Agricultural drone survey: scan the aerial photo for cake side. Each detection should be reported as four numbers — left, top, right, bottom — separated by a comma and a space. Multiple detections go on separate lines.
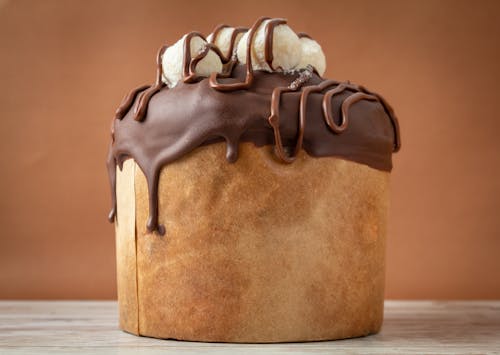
116, 143, 389, 342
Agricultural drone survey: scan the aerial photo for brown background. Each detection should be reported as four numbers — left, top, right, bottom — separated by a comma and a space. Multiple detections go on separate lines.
0, 0, 499, 300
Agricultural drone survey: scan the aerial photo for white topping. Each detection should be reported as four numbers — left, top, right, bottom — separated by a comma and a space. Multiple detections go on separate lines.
207, 27, 245, 59
236, 19, 302, 72
162, 19, 328, 87
296, 37, 326, 76
161, 34, 223, 88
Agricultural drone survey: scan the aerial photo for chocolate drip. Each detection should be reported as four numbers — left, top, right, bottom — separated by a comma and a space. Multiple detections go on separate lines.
268, 65, 314, 163
329, 81, 401, 151
267, 77, 400, 164
106, 145, 117, 223
114, 84, 150, 121
133, 45, 168, 122
114, 45, 168, 124
144, 166, 165, 235
322, 83, 352, 133
111, 45, 167, 125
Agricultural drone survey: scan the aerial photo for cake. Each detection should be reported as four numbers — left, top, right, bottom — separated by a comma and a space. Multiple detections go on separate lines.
107, 17, 400, 343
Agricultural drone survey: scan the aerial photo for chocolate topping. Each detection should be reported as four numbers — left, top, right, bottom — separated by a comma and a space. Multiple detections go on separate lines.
107, 17, 401, 235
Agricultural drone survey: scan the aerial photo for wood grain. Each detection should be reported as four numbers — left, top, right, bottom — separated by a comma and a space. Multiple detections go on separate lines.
0, 301, 499, 354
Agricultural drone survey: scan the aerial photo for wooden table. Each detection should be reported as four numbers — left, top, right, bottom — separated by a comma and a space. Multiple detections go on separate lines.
0, 301, 499, 354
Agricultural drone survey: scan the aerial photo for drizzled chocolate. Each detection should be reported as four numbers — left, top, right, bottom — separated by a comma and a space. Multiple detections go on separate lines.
209, 25, 248, 62
107, 17, 401, 235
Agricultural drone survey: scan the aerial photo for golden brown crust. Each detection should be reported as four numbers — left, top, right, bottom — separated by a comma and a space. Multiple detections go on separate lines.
116, 143, 389, 342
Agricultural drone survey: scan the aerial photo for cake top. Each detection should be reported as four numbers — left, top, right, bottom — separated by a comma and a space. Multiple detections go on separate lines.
107, 17, 401, 235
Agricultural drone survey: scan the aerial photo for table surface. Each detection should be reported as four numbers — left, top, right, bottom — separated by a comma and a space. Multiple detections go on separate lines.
0, 301, 499, 355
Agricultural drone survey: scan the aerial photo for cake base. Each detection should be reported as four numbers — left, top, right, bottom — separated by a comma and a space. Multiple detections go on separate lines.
115, 142, 390, 343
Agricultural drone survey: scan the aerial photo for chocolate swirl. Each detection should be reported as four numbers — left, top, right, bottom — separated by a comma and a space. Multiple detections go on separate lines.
107, 17, 401, 235
264, 18, 287, 71
269, 76, 400, 164
208, 25, 248, 62
113, 45, 167, 123
208, 17, 268, 91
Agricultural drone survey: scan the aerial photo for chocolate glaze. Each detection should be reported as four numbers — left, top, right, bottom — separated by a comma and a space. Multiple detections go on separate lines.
113, 45, 167, 123
107, 17, 401, 235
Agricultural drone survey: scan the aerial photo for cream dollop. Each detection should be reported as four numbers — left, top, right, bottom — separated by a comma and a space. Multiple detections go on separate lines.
163, 19, 328, 85
161, 34, 223, 87
236, 19, 302, 72
207, 27, 246, 60
296, 37, 326, 75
